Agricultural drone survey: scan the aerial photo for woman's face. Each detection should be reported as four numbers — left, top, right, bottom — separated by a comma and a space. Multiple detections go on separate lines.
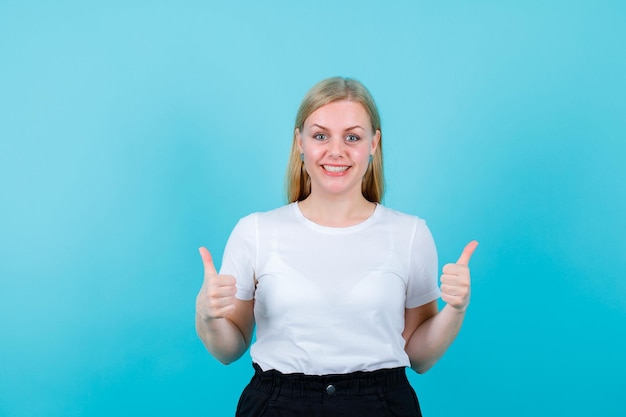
296, 100, 380, 200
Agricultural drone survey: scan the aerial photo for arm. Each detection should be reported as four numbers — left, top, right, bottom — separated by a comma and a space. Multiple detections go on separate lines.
403, 302, 466, 374
195, 298, 255, 364
195, 247, 255, 364
403, 241, 478, 374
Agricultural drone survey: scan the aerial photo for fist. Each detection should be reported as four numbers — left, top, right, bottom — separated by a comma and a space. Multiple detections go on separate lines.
440, 241, 478, 311
196, 247, 238, 320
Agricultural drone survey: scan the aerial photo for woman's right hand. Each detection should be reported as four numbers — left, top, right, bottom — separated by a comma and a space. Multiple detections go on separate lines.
196, 247, 238, 320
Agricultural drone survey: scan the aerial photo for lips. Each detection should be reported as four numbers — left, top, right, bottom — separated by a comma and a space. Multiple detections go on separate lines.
323, 165, 349, 173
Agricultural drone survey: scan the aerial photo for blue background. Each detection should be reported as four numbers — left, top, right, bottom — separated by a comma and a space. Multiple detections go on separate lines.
1, 1, 625, 416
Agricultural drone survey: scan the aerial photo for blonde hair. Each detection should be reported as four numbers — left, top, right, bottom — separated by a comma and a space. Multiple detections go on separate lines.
286, 77, 384, 203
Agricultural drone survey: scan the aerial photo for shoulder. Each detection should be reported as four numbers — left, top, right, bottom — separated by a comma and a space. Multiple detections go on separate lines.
234, 203, 296, 229
376, 204, 427, 228
375, 205, 434, 243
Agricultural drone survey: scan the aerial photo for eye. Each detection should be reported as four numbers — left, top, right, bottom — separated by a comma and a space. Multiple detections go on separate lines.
313, 133, 327, 141
345, 134, 360, 142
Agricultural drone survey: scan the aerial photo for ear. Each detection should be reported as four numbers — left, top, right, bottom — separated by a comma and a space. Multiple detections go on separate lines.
295, 128, 303, 153
371, 129, 381, 154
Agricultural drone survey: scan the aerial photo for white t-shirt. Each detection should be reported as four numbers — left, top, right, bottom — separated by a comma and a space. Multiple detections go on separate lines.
220, 202, 440, 375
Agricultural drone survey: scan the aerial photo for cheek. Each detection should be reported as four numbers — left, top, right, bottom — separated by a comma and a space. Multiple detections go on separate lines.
303, 146, 324, 160
354, 145, 373, 161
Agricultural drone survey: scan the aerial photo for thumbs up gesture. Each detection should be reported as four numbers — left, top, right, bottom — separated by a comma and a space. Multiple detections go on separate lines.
196, 247, 238, 320
440, 241, 479, 311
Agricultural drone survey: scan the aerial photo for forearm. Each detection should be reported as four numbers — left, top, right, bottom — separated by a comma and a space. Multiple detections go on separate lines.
195, 313, 249, 365
405, 304, 466, 374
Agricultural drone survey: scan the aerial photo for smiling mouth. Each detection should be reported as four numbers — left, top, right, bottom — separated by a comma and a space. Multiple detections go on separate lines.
323, 165, 349, 173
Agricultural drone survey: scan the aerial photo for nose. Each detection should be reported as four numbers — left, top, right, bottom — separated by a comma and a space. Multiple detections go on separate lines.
328, 138, 344, 157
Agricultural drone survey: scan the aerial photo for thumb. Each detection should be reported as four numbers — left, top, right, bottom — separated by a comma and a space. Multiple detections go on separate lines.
198, 246, 218, 276
456, 240, 479, 266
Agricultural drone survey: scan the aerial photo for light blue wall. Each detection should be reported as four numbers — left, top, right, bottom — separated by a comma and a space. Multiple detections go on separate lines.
1, 1, 624, 416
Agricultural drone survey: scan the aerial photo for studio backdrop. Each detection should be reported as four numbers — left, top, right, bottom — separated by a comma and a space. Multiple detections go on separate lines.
1, 1, 625, 416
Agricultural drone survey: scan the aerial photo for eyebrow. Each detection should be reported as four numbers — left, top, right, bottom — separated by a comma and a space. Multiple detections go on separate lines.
310, 123, 366, 132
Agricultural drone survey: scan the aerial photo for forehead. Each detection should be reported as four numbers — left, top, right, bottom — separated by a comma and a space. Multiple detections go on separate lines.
304, 100, 372, 129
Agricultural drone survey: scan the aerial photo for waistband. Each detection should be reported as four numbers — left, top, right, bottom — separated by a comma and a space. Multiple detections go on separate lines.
249, 363, 409, 398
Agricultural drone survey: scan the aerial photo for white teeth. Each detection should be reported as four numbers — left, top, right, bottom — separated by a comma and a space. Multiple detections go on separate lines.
323, 165, 349, 172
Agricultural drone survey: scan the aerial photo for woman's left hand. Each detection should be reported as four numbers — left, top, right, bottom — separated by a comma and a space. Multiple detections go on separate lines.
440, 241, 479, 312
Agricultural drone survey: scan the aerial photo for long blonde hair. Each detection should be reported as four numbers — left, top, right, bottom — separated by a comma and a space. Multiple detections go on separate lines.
286, 77, 384, 203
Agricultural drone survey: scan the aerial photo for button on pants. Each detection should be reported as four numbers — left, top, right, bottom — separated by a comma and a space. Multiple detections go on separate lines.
235, 363, 422, 417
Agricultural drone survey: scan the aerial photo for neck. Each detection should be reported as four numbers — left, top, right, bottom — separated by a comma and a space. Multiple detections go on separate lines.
297, 193, 376, 227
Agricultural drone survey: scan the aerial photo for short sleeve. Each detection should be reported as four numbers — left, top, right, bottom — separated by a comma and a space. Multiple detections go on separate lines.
219, 214, 257, 301
405, 219, 440, 308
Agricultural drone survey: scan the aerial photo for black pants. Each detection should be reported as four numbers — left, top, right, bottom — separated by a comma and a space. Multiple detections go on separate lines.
235, 363, 422, 417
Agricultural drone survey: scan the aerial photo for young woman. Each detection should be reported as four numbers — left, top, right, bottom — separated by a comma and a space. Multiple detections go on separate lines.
196, 77, 478, 417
